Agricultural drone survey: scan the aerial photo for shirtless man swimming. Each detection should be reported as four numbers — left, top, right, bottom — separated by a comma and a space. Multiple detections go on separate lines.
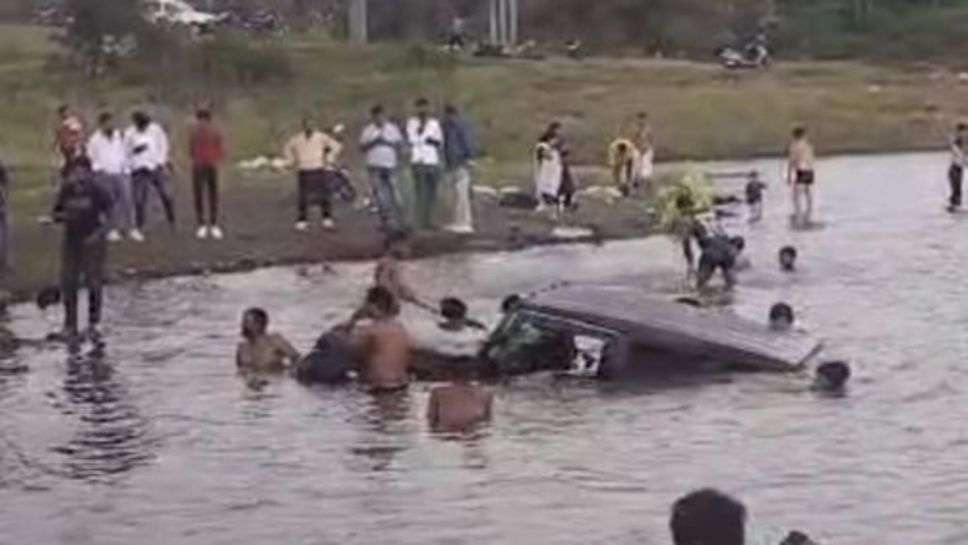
350, 287, 413, 392
427, 365, 494, 433
236, 307, 300, 374
373, 233, 432, 311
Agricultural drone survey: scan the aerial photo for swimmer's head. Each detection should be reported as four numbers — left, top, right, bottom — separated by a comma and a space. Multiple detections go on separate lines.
779, 246, 797, 271
501, 294, 523, 314
366, 286, 400, 318
769, 302, 795, 331
957, 122, 967, 133
792, 125, 807, 140
241, 307, 268, 339
440, 297, 468, 322
814, 361, 851, 392
670, 488, 746, 545
729, 236, 745, 253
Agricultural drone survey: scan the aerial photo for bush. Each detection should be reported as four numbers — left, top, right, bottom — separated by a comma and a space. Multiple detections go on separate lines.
196, 34, 294, 86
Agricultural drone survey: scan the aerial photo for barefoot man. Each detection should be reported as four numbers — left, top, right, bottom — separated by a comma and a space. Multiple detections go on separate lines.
236, 307, 301, 375
427, 365, 494, 433
786, 126, 816, 225
350, 287, 413, 392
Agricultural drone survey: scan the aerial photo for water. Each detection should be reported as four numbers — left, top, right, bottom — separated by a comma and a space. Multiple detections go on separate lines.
1, 152, 966, 545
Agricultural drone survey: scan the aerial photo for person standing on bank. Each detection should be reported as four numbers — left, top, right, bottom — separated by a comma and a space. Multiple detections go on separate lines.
284, 117, 339, 231
125, 111, 176, 241
189, 108, 225, 240
49, 157, 112, 341
360, 105, 406, 235
442, 104, 476, 234
786, 125, 816, 226
407, 98, 444, 230
86, 112, 133, 242
947, 122, 967, 212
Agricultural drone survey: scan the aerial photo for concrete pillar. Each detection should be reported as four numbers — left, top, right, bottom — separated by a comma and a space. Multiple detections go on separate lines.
508, 0, 518, 45
349, 0, 368, 44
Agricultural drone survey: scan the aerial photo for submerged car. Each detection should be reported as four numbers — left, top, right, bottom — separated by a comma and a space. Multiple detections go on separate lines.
477, 285, 823, 379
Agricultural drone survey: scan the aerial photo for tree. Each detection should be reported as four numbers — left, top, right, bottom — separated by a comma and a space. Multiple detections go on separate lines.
57, 0, 144, 78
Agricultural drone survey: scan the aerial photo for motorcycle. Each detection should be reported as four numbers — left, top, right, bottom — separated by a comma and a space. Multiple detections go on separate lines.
716, 42, 771, 70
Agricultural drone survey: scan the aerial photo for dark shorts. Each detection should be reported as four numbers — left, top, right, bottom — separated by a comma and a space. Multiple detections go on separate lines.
795, 170, 815, 186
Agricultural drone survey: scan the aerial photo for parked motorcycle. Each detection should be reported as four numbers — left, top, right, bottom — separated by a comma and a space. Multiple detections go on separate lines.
716, 42, 771, 70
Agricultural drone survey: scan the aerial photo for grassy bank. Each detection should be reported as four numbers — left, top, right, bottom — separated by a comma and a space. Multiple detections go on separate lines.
0, 23, 962, 299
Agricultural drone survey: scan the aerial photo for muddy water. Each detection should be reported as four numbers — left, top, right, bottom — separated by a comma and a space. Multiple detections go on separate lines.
1, 152, 965, 545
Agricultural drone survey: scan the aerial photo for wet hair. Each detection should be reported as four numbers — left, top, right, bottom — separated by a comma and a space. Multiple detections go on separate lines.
196, 109, 212, 121
957, 122, 968, 132
779, 246, 798, 270
415, 97, 430, 108
501, 294, 523, 313
370, 104, 384, 117
670, 488, 746, 545
97, 112, 113, 125
132, 110, 151, 129
769, 302, 795, 325
366, 286, 398, 316
792, 125, 807, 139
816, 361, 851, 390
539, 121, 561, 143
730, 236, 745, 252
440, 297, 468, 321
244, 307, 269, 332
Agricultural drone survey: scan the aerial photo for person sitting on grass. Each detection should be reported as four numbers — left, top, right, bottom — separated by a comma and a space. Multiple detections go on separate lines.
427, 363, 494, 433
236, 307, 300, 375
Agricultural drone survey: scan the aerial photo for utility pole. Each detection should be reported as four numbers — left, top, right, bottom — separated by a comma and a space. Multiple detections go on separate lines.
488, 0, 518, 46
349, 0, 368, 44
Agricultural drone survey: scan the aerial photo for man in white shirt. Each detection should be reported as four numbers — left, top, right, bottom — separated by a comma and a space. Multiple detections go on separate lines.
283, 117, 340, 231
86, 112, 134, 242
125, 111, 176, 241
360, 104, 406, 235
406, 98, 443, 230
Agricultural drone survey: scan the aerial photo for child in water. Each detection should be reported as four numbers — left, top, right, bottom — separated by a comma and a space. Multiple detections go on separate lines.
744, 170, 767, 223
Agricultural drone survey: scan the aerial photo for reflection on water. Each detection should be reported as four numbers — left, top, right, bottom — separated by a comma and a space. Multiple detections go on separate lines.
0, 153, 967, 544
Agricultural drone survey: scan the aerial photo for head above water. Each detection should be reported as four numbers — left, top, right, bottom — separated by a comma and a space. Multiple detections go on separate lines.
779, 246, 798, 271
792, 125, 808, 140
670, 488, 747, 545
814, 361, 851, 391
501, 294, 523, 314
366, 286, 400, 318
769, 302, 795, 331
440, 297, 468, 322
241, 307, 269, 339
729, 236, 745, 253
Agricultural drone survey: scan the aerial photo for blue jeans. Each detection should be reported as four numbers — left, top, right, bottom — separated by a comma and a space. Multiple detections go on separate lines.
367, 167, 405, 234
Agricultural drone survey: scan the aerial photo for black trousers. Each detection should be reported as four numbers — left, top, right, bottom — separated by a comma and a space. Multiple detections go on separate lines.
61, 238, 106, 333
297, 169, 332, 221
192, 165, 219, 225
950, 164, 963, 208
132, 168, 176, 229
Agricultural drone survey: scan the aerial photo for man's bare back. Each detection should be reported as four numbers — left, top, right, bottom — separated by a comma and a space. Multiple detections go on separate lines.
237, 333, 299, 374
353, 318, 412, 391
427, 382, 494, 432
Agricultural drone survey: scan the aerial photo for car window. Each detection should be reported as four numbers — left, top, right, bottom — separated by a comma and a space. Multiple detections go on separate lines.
486, 310, 618, 374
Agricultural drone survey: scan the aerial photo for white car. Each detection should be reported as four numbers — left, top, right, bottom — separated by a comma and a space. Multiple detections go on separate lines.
143, 0, 227, 27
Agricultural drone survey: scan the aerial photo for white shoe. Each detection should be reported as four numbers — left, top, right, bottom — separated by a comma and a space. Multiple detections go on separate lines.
195, 225, 209, 239
322, 218, 335, 230
445, 224, 475, 234
210, 225, 224, 240
295, 221, 309, 231
129, 229, 145, 243
107, 230, 122, 242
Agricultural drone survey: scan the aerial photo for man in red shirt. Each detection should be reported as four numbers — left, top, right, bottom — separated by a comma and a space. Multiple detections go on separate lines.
189, 109, 225, 240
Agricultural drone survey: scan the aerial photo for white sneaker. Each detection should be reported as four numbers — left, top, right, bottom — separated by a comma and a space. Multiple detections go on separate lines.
107, 230, 122, 242
445, 224, 475, 234
322, 218, 335, 230
129, 229, 145, 243
195, 225, 209, 239
295, 221, 309, 231
210, 225, 224, 240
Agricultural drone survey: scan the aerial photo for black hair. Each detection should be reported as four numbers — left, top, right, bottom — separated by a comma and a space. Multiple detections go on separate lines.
370, 104, 384, 117
957, 123, 967, 132
196, 109, 212, 121
132, 110, 150, 129
616, 141, 628, 152
415, 97, 430, 107
670, 488, 746, 545
539, 121, 561, 143
779, 246, 798, 270
440, 297, 468, 321
792, 125, 807, 139
501, 294, 522, 313
367, 286, 398, 316
244, 307, 269, 331
769, 302, 795, 324
97, 111, 113, 125
816, 361, 851, 389
730, 236, 745, 252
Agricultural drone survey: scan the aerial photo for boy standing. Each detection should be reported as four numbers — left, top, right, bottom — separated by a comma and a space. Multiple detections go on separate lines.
189, 109, 225, 239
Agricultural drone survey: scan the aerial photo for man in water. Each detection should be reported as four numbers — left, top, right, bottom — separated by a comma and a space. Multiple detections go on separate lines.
236, 307, 300, 375
948, 122, 967, 212
349, 287, 413, 392
427, 365, 493, 433
779, 246, 798, 272
372, 233, 431, 311
769, 302, 795, 331
670, 488, 746, 545
786, 125, 816, 225
49, 157, 113, 341
813, 361, 851, 393
744, 170, 767, 223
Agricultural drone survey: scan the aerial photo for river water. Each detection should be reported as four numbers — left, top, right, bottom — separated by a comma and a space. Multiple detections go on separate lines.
1, 152, 965, 545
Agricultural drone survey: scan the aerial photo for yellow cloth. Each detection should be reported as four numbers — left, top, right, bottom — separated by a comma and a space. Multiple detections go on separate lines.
284, 130, 341, 171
